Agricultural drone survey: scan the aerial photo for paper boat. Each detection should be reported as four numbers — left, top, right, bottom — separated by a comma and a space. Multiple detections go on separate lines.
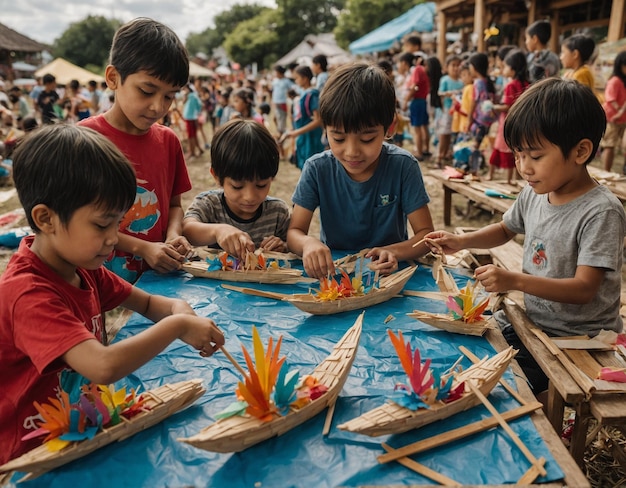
337, 347, 516, 437
179, 314, 363, 452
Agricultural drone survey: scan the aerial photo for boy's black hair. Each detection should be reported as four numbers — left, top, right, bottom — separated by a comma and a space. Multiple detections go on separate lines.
496, 44, 516, 62
42, 74, 55, 85
404, 35, 422, 49
504, 78, 605, 165
109, 17, 189, 88
273, 65, 286, 75
319, 63, 396, 133
312, 54, 328, 72
526, 20, 551, 46
12, 124, 136, 232
398, 52, 415, 66
563, 34, 596, 64
294, 65, 313, 81
444, 54, 461, 66
376, 59, 393, 76
259, 102, 271, 115
612, 51, 626, 88
210, 119, 279, 183
22, 117, 38, 132
504, 49, 529, 83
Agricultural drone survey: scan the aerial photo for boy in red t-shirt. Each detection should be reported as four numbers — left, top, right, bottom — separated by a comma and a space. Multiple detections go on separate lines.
0, 124, 224, 465
80, 18, 193, 283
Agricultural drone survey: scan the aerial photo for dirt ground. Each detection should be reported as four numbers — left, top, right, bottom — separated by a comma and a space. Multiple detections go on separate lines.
0, 126, 625, 486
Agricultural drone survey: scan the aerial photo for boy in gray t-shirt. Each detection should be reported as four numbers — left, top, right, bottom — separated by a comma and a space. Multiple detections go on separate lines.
183, 119, 290, 258
424, 78, 626, 393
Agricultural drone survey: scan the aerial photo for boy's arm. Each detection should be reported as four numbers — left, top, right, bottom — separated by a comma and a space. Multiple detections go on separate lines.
280, 110, 322, 142
62, 288, 224, 385
182, 218, 255, 258
378, 206, 435, 261
166, 194, 192, 257
425, 221, 516, 254
475, 264, 604, 304
287, 204, 334, 278
114, 233, 187, 274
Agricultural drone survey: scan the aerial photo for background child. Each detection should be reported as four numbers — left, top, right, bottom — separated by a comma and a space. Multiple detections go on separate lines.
451, 61, 473, 135
288, 63, 434, 279
0, 124, 224, 464
231, 87, 263, 123
601, 51, 626, 173
279, 65, 325, 169
183, 119, 290, 257
435, 55, 463, 168
402, 52, 430, 159
425, 78, 625, 393
525, 20, 561, 83
560, 34, 596, 89
488, 49, 529, 183
80, 18, 193, 283
466, 52, 496, 176
182, 83, 204, 158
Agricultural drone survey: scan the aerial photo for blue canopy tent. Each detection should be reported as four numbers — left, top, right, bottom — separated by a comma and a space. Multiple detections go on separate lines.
349, 2, 436, 55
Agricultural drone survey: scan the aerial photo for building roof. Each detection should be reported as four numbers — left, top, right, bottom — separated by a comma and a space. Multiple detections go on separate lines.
0, 22, 47, 52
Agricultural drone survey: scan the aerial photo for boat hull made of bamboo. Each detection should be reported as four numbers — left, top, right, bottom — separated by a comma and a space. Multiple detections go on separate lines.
0, 379, 206, 481
337, 347, 515, 437
284, 266, 417, 315
182, 261, 315, 284
408, 311, 493, 336
179, 314, 364, 453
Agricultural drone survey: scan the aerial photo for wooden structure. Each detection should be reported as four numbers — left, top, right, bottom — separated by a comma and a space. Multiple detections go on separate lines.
0, 23, 47, 82
434, 0, 625, 61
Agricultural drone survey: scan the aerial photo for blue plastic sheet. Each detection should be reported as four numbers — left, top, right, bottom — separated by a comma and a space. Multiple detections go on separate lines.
11, 264, 565, 487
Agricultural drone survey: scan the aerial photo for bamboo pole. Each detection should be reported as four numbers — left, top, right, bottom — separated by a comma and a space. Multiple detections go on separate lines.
381, 444, 461, 486
220, 347, 247, 378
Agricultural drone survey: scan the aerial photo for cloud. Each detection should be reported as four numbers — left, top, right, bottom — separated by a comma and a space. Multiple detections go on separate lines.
2, 0, 276, 45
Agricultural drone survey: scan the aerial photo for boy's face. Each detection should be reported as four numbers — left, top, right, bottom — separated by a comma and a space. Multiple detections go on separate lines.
514, 137, 583, 196
525, 33, 539, 52
447, 61, 461, 79
40, 203, 125, 277
326, 125, 386, 182
460, 69, 472, 84
105, 67, 180, 135
221, 177, 272, 220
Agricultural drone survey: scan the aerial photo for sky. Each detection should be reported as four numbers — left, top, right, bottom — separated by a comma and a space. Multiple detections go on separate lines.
1, 0, 276, 46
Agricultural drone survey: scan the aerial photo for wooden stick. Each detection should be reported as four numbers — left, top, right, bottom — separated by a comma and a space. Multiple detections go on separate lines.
466, 381, 547, 477
459, 345, 526, 405
377, 401, 542, 464
219, 346, 247, 378
381, 444, 461, 486
517, 459, 546, 485
220, 283, 289, 301
322, 402, 336, 436
403, 289, 449, 301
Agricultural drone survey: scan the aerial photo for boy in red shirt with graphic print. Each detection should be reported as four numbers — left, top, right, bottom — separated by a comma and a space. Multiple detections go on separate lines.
0, 124, 224, 465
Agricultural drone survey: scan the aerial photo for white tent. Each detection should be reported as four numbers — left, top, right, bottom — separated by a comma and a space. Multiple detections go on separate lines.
275, 33, 352, 67
35, 58, 104, 85
189, 61, 215, 78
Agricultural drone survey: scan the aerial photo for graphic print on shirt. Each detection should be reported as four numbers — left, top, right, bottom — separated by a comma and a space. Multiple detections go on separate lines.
531, 239, 547, 270
121, 183, 161, 235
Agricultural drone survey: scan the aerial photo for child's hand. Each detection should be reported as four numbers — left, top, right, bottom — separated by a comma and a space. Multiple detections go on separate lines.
167, 235, 193, 259
216, 226, 255, 259
474, 264, 516, 293
302, 240, 335, 279
422, 231, 464, 255
144, 242, 188, 273
260, 236, 287, 252
177, 315, 225, 358
366, 248, 398, 275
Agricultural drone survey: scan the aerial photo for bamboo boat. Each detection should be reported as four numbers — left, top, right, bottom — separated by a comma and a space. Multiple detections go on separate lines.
283, 266, 416, 315
337, 347, 516, 437
407, 311, 494, 337
0, 379, 206, 482
183, 248, 314, 284
179, 314, 363, 453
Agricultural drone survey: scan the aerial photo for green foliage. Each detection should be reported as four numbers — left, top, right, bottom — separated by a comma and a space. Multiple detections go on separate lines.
223, 9, 280, 68
185, 3, 267, 57
334, 0, 416, 49
275, 0, 345, 53
53, 16, 120, 69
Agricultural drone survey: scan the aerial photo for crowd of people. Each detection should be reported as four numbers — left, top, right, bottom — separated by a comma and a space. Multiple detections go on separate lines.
1, 15, 626, 468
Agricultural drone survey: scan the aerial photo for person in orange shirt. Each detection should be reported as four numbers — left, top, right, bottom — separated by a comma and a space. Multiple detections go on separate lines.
560, 34, 596, 89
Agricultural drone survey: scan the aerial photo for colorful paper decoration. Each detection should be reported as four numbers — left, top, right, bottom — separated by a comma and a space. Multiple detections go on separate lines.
446, 281, 490, 323
206, 250, 286, 272
216, 326, 327, 421
387, 330, 464, 410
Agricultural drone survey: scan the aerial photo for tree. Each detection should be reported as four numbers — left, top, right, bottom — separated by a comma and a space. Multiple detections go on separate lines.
334, 0, 416, 49
223, 9, 280, 68
185, 3, 267, 57
275, 0, 346, 53
53, 16, 121, 69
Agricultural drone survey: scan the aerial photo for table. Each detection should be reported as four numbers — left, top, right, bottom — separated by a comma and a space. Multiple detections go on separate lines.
428, 170, 517, 226
9, 265, 588, 487
503, 301, 626, 469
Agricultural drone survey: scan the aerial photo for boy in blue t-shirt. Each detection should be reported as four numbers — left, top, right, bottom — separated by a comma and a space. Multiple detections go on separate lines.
288, 63, 434, 279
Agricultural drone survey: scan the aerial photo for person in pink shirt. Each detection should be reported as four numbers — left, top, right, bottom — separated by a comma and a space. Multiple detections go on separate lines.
601, 51, 626, 172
